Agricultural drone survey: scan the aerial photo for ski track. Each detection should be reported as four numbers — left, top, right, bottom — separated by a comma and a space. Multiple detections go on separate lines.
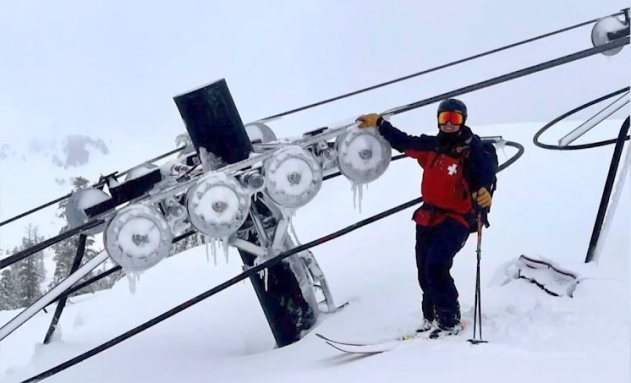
0, 121, 629, 383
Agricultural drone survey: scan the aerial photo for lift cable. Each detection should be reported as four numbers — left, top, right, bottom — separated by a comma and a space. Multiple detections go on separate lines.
256, 9, 628, 123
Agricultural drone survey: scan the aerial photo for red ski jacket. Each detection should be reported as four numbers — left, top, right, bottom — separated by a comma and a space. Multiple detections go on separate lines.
376, 118, 497, 230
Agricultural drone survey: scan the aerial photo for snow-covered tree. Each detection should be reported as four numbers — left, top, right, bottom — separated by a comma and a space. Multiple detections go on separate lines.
50, 230, 101, 296
0, 248, 21, 311
12, 225, 47, 307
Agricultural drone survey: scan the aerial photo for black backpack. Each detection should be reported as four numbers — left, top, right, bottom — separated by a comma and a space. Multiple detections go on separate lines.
463, 139, 499, 232
480, 140, 499, 198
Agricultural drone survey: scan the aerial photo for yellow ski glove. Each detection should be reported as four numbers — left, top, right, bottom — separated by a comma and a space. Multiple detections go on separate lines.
356, 113, 381, 129
473, 187, 492, 208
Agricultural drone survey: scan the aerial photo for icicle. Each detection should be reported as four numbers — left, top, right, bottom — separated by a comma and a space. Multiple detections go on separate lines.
262, 268, 269, 291
204, 237, 210, 262
222, 236, 230, 264
126, 271, 143, 295
282, 207, 297, 220
253, 254, 270, 292
351, 182, 365, 213
211, 237, 218, 265
202, 235, 219, 265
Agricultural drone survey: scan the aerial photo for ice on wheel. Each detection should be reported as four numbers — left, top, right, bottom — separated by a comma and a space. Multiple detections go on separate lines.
186, 173, 251, 238
263, 145, 323, 208
104, 204, 174, 272
335, 126, 392, 184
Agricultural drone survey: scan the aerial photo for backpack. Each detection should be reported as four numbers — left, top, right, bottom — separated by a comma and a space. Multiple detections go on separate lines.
480, 140, 499, 198
463, 139, 499, 232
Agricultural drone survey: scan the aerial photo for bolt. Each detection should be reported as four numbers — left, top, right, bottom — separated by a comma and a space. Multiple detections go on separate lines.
287, 172, 302, 185
212, 201, 228, 213
359, 149, 373, 160
132, 234, 150, 247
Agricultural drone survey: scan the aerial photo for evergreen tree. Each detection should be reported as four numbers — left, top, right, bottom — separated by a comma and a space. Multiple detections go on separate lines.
13, 225, 46, 307
0, 248, 21, 311
50, 231, 101, 296
0, 269, 15, 310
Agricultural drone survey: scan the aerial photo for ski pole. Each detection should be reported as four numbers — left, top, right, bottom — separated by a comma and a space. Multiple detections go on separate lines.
468, 211, 488, 345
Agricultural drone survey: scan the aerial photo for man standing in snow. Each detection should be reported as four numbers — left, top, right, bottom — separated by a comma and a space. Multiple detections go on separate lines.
356, 99, 498, 339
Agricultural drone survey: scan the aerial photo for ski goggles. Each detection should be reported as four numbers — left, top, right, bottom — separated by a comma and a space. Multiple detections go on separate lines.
437, 111, 464, 125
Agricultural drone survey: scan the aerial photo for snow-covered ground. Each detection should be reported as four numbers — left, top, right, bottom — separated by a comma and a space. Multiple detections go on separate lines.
0, 120, 629, 383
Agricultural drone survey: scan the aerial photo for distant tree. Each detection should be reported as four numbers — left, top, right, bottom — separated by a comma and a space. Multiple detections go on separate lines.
50, 231, 102, 296
0, 248, 21, 311
11, 225, 46, 307
0, 270, 16, 310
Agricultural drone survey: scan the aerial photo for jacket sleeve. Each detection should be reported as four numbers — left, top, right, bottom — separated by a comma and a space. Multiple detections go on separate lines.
376, 118, 435, 166
465, 140, 498, 193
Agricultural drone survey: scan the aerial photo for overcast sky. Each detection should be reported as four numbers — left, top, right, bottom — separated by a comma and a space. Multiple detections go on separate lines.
1, 1, 629, 141
0, 0, 630, 247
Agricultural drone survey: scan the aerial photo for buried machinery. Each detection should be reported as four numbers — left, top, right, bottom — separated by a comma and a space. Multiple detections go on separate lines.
0, 78, 397, 348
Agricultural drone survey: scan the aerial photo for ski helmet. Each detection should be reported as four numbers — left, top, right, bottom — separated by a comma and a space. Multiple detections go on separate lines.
437, 98, 467, 124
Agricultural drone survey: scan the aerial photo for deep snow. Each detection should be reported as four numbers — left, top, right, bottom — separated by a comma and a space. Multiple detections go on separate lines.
0, 120, 629, 383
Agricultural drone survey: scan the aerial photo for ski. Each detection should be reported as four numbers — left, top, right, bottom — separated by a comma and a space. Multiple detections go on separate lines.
316, 321, 471, 355
315, 332, 376, 346
315, 332, 422, 355
322, 338, 412, 354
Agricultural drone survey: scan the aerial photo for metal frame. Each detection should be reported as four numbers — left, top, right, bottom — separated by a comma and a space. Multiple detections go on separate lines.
43, 234, 87, 344
585, 117, 630, 263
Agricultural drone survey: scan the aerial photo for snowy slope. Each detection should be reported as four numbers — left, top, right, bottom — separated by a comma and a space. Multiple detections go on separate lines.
0, 120, 629, 383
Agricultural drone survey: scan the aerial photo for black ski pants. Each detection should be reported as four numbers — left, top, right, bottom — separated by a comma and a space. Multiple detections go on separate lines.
415, 218, 469, 328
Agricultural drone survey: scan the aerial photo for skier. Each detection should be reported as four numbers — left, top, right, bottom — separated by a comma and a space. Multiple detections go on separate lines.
356, 99, 498, 339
